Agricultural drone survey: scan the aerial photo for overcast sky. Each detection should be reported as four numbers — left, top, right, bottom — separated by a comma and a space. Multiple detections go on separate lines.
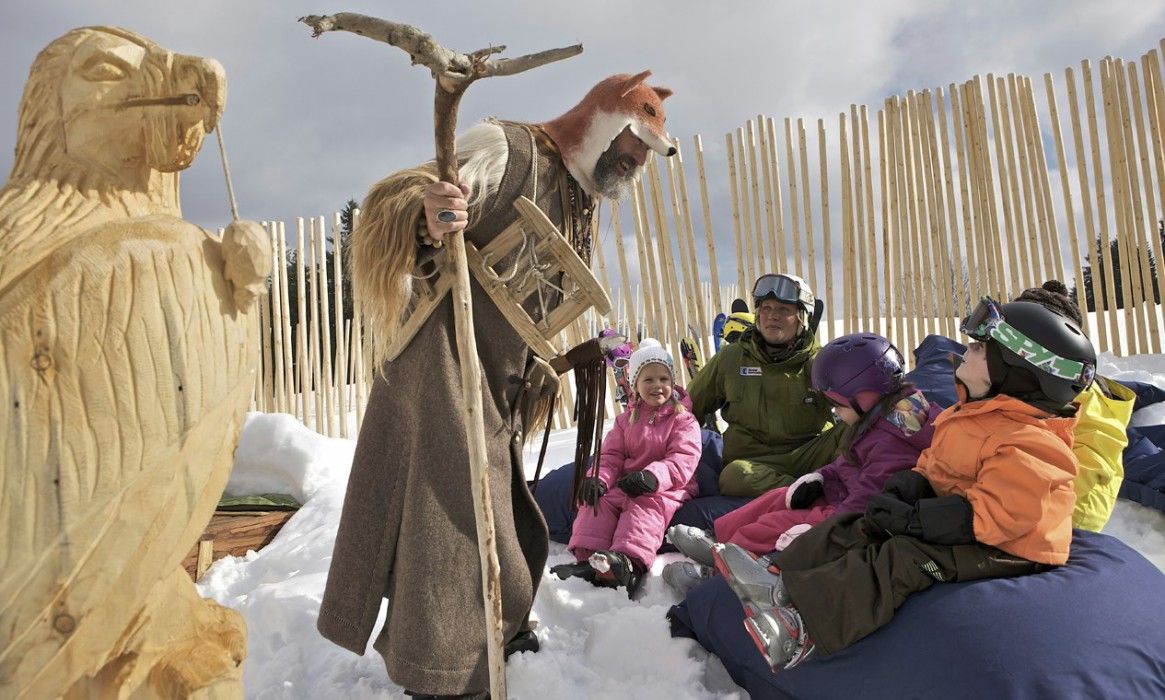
3, 1, 1164, 296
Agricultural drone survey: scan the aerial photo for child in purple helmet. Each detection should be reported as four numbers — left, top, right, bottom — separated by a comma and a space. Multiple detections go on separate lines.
664, 333, 941, 591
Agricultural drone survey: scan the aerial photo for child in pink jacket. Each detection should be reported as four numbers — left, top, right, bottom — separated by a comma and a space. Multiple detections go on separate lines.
553, 339, 702, 596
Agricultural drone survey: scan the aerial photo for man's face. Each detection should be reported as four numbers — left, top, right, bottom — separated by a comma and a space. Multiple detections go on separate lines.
755, 299, 801, 345
593, 125, 649, 200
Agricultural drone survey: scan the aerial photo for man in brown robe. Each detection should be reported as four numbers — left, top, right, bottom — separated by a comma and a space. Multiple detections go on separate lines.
317, 72, 677, 698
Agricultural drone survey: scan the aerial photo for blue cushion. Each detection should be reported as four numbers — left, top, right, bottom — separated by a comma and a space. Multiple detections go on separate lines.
532, 463, 580, 544
694, 428, 725, 497
902, 334, 965, 409
669, 530, 1165, 699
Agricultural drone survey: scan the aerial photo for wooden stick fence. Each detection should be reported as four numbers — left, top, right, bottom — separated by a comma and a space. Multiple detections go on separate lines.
249, 38, 1165, 437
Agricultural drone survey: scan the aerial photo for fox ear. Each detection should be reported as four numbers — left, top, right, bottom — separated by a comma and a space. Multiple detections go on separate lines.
620, 70, 652, 98
653, 86, 673, 101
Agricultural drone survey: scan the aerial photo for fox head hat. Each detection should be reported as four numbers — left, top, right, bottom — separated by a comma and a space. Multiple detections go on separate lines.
541, 71, 676, 197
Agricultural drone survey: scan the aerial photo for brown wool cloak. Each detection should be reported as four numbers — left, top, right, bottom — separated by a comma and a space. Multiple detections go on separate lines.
317, 121, 581, 694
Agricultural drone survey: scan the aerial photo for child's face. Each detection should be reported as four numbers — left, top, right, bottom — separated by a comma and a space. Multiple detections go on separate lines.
825, 392, 861, 425
636, 364, 673, 408
957, 341, 992, 399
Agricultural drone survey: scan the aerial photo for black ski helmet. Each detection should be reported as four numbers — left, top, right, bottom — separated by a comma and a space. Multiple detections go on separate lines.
969, 300, 1096, 405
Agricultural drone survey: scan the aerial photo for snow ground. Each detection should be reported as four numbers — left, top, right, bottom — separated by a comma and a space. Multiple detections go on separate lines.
198, 353, 1165, 699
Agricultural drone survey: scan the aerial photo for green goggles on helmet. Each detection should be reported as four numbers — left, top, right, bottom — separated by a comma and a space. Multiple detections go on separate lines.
960, 296, 1096, 385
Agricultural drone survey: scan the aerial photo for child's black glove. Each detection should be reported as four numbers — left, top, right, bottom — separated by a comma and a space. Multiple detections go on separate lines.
617, 470, 659, 497
577, 477, 607, 506
863, 493, 923, 538
880, 470, 936, 505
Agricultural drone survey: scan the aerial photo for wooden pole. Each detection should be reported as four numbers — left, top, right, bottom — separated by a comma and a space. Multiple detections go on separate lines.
259, 228, 275, 413
900, 94, 923, 348
912, 91, 942, 338
1066, 66, 1109, 351
818, 118, 834, 341
315, 216, 336, 436
1021, 77, 1065, 286
633, 181, 663, 339
851, 105, 870, 332
839, 112, 855, 336
747, 120, 767, 273
1099, 58, 1138, 354
949, 84, 975, 316
726, 132, 748, 294
1141, 52, 1165, 347
736, 128, 758, 285
1003, 74, 1037, 290
1044, 72, 1092, 338
694, 135, 725, 314
332, 213, 348, 437
1112, 60, 1151, 354
768, 118, 789, 278
798, 119, 818, 295
673, 141, 711, 349
611, 204, 638, 340
1083, 59, 1123, 354
785, 118, 805, 280
921, 90, 956, 338
878, 108, 894, 339
277, 222, 296, 414
758, 115, 779, 274
935, 89, 966, 331
990, 75, 1024, 295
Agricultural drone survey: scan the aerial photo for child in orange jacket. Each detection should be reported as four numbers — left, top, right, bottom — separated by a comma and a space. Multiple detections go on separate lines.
712, 299, 1096, 671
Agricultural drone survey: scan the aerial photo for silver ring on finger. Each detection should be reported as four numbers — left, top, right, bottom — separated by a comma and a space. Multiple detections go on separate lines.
437, 209, 457, 223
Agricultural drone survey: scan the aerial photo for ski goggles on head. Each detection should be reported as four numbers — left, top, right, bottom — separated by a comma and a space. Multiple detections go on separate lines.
960, 296, 1096, 384
752, 274, 811, 309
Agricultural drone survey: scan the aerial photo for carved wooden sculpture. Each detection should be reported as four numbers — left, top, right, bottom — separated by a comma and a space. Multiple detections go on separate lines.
0, 26, 269, 698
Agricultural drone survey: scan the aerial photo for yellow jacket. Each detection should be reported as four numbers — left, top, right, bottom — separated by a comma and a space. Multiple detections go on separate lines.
1072, 377, 1135, 531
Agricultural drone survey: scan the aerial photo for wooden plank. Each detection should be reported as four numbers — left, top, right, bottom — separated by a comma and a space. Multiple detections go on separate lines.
747, 120, 768, 272
991, 75, 1025, 294
948, 83, 976, 315
726, 132, 748, 293
767, 118, 789, 277
818, 118, 834, 341
1083, 59, 1123, 354
1067, 65, 1110, 351
673, 140, 710, 349
798, 119, 818, 296
1021, 76, 1066, 286
183, 511, 298, 579
785, 118, 805, 280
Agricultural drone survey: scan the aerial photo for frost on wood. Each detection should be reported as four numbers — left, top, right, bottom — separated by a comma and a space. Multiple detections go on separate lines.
0, 26, 270, 699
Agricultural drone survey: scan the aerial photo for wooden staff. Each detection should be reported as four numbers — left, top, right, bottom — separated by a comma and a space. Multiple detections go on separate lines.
1112, 60, 1151, 354
726, 132, 748, 293
1066, 66, 1108, 350
694, 135, 725, 313
301, 15, 581, 695
768, 118, 789, 278
785, 118, 805, 280
1044, 73, 1092, 338
1082, 59, 1123, 354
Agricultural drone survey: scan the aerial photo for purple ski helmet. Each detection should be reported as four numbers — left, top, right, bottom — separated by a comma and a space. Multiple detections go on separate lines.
811, 333, 905, 413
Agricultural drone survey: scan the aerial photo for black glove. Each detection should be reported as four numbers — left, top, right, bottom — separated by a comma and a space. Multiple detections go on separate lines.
788, 478, 825, 510
617, 470, 659, 497
881, 470, 936, 505
916, 495, 976, 545
863, 493, 923, 538
577, 477, 607, 506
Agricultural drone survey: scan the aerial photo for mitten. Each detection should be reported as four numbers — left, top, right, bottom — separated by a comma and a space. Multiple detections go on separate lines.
786, 472, 825, 509
881, 470, 935, 505
617, 470, 659, 497
577, 477, 607, 506
863, 493, 923, 538
775, 523, 813, 551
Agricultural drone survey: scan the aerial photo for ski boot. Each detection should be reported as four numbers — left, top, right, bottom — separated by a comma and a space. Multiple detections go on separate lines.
665, 525, 717, 567
661, 560, 712, 595
710, 543, 791, 608
741, 604, 816, 670
588, 550, 646, 597
549, 560, 596, 582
